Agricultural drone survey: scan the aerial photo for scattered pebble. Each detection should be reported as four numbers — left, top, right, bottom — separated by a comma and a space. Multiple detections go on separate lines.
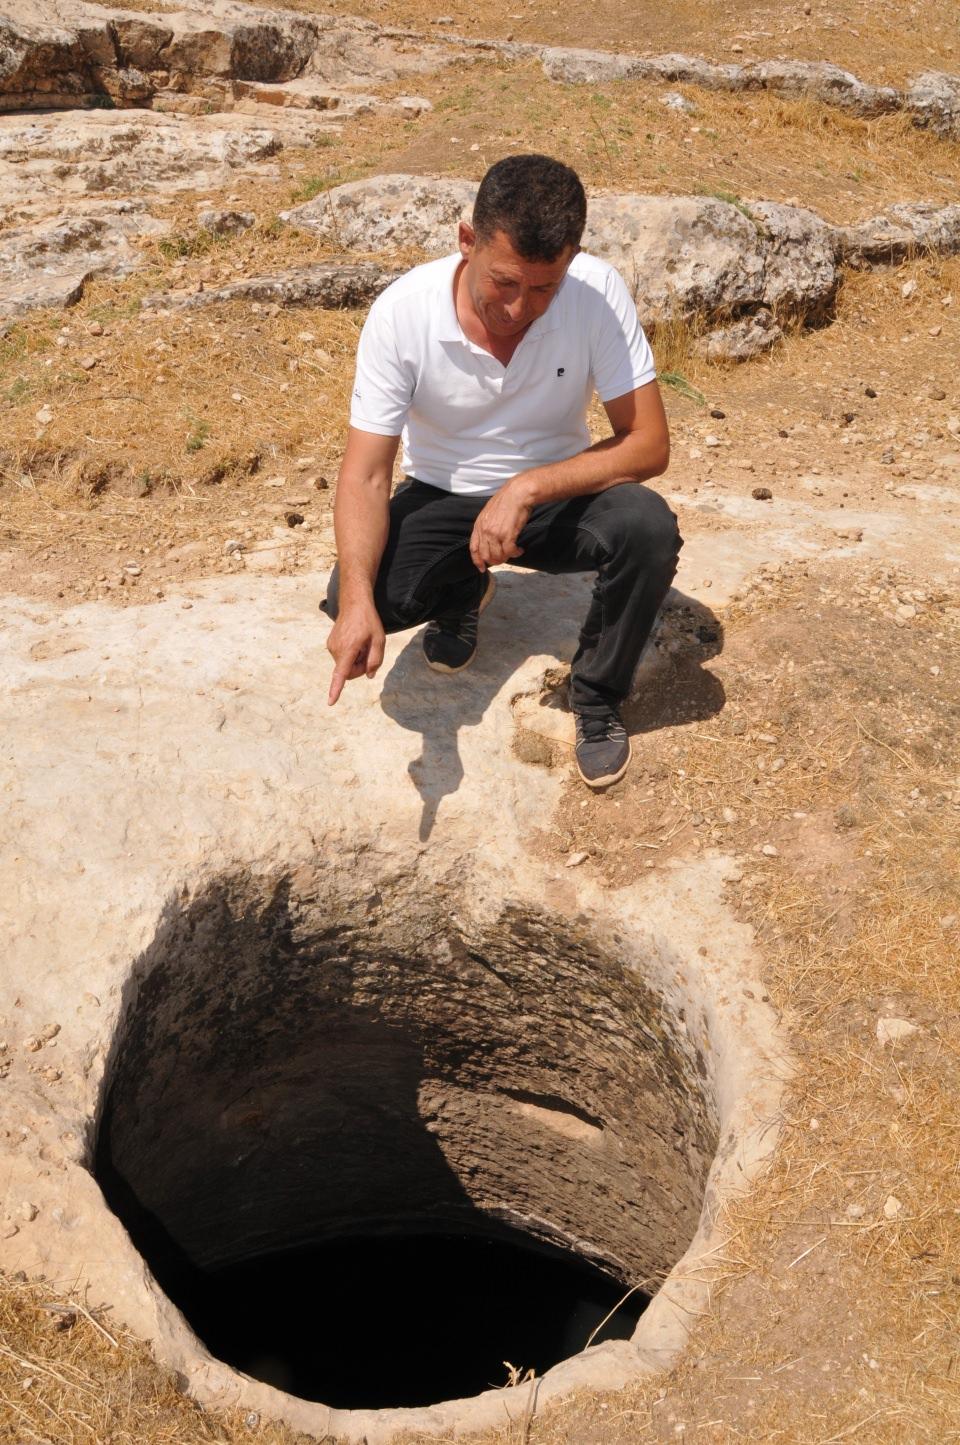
223, 539, 243, 556
35, 405, 53, 426
752, 486, 773, 501
19, 1203, 38, 1223
79, 355, 98, 371
721, 807, 739, 824
928, 385, 946, 400
864, 386, 878, 398
262, 475, 286, 488
123, 562, 141, 577
705, 434, 721, 448
883, 1194, 902, 1219
709, 408, 726, 419
1, 1221, 18, 1239
846, 1203, 866, 1219
901, 279, 918, 299
761, 843, 779, 857
565, 851, 588, 868
88, 321, 103, 336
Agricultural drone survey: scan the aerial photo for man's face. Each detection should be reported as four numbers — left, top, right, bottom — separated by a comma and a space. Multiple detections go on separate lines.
458, 222, 576, 338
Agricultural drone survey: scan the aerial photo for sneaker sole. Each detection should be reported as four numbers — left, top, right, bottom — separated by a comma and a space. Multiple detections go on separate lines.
423, 572, 496, 674
576, 737, 632, 789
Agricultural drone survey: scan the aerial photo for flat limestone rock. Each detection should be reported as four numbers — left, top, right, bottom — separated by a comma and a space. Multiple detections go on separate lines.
835, 202, 960, 264
0, 108, 331, 215
0, 201, 167, 317
696, 309, 784, 364
141, 262, 401, 312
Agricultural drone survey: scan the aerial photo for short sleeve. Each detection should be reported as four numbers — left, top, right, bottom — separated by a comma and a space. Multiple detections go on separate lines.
349, 294, 413, 437
589, 265, 657, 404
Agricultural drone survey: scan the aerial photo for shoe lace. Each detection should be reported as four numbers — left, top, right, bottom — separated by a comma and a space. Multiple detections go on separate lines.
575, 711, 626, 746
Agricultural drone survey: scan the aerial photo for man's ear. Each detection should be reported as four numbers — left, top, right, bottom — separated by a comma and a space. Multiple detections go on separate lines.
458, 219, 477, 260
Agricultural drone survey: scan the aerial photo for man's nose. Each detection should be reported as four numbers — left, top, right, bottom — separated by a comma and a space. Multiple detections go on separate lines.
504, 291, 528, 320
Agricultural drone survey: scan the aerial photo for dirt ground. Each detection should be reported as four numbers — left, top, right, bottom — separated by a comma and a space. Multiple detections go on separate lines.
1, 2, 959, 1442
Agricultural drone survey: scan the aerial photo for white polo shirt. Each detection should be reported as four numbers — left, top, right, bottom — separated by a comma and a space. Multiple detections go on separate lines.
349, 250, 657, 497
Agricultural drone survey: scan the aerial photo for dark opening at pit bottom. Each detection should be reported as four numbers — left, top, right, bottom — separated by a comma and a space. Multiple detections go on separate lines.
168, 1227, 647, 1408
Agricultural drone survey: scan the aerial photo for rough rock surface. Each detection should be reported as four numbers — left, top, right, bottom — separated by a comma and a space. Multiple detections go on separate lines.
0, 201, 167, 317
906, 71, 960, 137
283, 175, 842, 325
538, 47, 900, 116
696, 308, 783, 363
0, 563, 784, 1443
835, 201, 960, 265
141, 261, 400, 312
0, 1, 454, 111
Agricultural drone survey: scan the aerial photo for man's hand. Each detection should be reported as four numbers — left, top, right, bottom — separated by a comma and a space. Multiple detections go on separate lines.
327, 600, 386, 705
469, 480, 533, 571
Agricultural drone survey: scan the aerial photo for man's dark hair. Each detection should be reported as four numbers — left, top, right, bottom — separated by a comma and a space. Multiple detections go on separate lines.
472, 154, 587, 261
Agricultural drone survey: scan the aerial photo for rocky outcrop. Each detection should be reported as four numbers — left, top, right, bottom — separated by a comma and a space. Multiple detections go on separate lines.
141, 262, 399, 312
282, 176, 842, 326
696, 309, 783, 363
0, 108, 327, 216
539, 48, 899, 116
0, 201, 167, 317
905, 71, 960, 137
835, 202, 960, 265
0, 2, 453, 112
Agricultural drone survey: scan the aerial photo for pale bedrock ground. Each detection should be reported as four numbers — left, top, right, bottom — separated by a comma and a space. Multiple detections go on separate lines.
0, 544, 785, 1440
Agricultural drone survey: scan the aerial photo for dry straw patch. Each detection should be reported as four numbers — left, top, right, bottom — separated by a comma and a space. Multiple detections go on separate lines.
233, 0, 957, 88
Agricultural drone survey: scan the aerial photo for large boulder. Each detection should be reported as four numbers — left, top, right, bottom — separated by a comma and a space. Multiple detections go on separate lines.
282, 176, 841, 325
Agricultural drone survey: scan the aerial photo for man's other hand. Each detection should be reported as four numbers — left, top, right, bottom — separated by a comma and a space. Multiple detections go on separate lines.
469, 482, 531, 570
327, 601, 386, 705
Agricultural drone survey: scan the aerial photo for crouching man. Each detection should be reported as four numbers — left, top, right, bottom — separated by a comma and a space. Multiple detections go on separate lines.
324, 153, 680, 788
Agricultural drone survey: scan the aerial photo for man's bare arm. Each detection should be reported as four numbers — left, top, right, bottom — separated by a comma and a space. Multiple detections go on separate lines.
326, 427, 400, 704
469, 381, 669, 570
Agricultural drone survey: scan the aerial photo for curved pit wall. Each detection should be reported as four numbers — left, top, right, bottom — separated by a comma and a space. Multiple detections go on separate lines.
86, 860, 781, 1441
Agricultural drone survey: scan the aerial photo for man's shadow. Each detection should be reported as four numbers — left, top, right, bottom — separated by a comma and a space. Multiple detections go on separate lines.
379, 571, 726, 841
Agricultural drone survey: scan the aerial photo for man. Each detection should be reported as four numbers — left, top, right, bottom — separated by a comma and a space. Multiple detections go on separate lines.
323, 154, 680, 788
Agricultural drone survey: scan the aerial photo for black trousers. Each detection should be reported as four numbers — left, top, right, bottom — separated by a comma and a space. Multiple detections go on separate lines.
324, 479, 682, 719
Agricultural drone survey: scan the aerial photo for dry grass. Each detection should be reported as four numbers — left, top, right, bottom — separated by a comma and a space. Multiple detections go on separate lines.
234, 0, 958, 89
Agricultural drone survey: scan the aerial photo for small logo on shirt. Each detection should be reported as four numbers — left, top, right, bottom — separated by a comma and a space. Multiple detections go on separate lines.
557, 367, 565, 376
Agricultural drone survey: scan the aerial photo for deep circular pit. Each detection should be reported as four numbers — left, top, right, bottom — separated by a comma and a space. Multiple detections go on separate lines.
94, 873, 719, 1413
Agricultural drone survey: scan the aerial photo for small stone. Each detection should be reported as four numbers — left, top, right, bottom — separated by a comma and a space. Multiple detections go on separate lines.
79, 355, 98, 371
123, 562, 142, 577
38, 1023, 60, 1042
752, 486, 773, 501
877, 1017, 919, 1046
929, 325, 943, 338
940, 914, 957, 930
901, 279, 917, 299
263, 475, 286, 488
24, 1037, 41, 1053
834, 803, 859, 830
181, 601, 193, 610
1, 1221, 18, 1239
710, 408, 726, 419
19, 1203, 38, 1222
705, 434, 721, 448
688, 446, 703, 460
896, 603, 916, 620
285, 512, 305, 528
88, 321, 104, 337
880, 448, 895, 464
313, 476, 329, 490
865, 386, 878, 398
761, 843, 779, 857
721, 807, 739, 824
846, 1203, 866, 1219
565, 851, 589, 868
223, 539, 243, 556
928, 385, 946, 400
883, 1194, 902, 1219
231, 391, 243, 403
35, 405, 53, 426
661, 90, 697, 114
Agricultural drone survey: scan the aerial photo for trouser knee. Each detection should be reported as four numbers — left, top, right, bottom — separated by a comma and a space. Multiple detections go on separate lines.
602, 486, 683, 568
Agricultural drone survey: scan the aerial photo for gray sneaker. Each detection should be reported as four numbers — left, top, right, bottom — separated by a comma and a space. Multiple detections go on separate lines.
423, 572, 496, 673
574, 708, 631, 788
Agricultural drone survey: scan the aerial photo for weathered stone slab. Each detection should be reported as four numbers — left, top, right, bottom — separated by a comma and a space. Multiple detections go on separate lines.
835, 202, 960, 265
906, 71, 960, 137
0, 201, 167, 318
141, 262, 400, 312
